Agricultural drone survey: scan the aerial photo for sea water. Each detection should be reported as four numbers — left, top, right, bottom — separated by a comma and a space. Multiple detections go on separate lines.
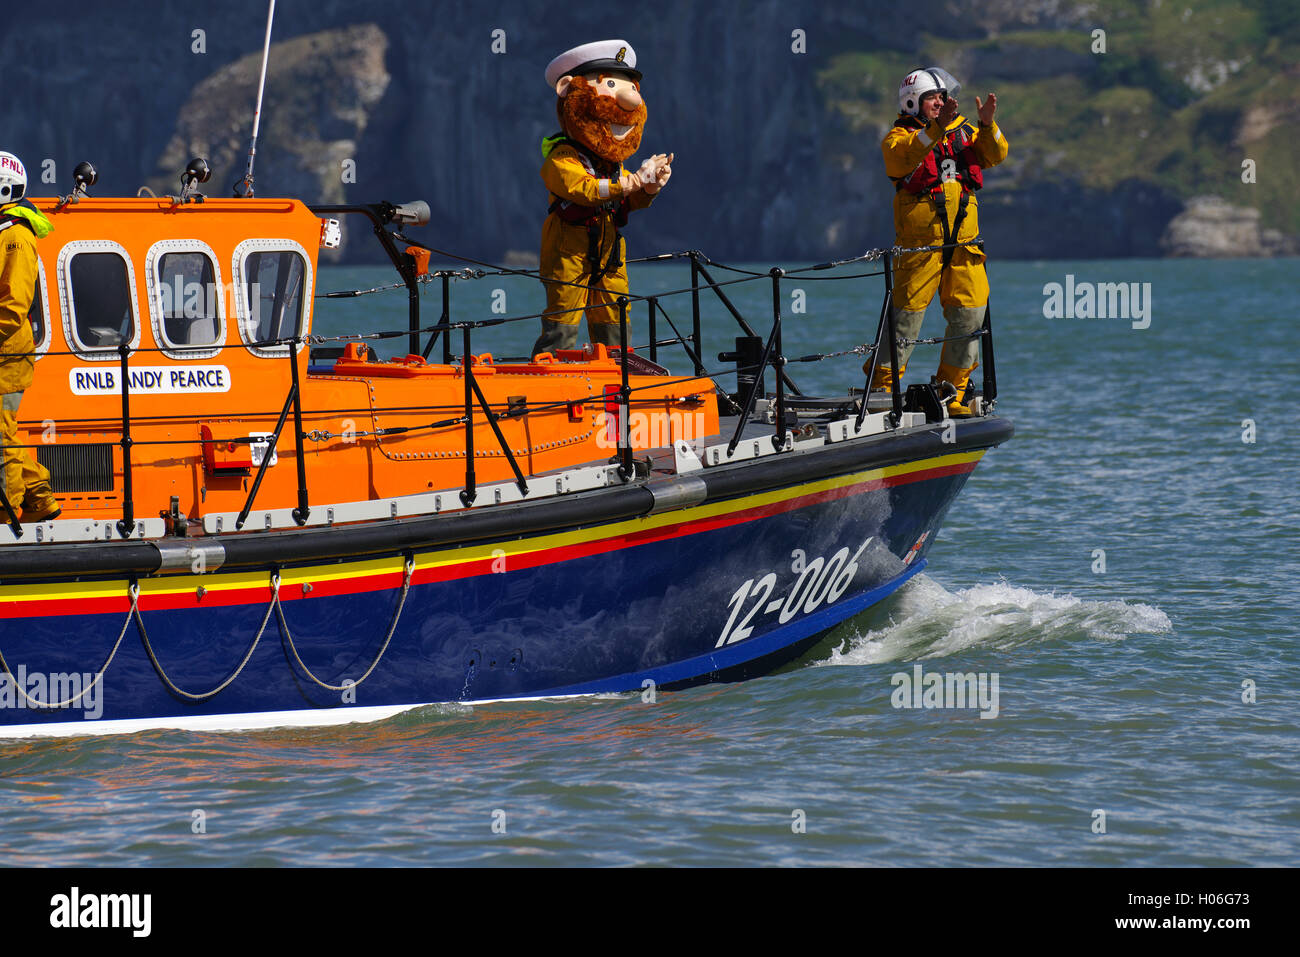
1, 257, 1295, 866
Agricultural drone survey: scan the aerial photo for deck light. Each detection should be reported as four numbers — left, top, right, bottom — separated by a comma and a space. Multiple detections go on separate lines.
54, 160, 99, 211
73, 161, 98, 193
180, 157, 211, 202
390, 201, 430, 227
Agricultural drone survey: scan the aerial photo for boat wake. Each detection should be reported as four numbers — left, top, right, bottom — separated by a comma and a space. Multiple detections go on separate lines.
816, 574, 1171, 666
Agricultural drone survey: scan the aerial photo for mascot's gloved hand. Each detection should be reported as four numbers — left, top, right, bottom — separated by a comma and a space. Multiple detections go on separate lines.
643, 152, 674, 194
619, 171, 642, 194
636, 158, 659, 187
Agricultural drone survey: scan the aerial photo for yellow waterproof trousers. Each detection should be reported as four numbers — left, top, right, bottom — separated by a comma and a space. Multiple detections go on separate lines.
891, 184, 988, 314
537, 214, 628, 352
1, 393, 56, 521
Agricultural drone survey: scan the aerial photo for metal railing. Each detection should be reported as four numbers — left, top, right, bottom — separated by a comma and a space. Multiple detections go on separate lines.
1, 201, 998, 541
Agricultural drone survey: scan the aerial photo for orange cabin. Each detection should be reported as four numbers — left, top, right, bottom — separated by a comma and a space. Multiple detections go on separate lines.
20, 196, 718, 533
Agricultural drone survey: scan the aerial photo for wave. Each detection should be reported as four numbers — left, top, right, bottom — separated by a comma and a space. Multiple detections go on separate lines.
818, 574, 1172, 666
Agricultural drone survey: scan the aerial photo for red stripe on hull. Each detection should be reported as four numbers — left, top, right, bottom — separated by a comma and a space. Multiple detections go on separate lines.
0, 458, 977, 618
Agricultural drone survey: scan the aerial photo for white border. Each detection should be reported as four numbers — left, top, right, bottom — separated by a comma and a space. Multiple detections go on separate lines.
0, 702, 425, 739
231, 238, 312, 358
144, 239, 226, 360
0, 693, 602, 740
57, 240, 142, 361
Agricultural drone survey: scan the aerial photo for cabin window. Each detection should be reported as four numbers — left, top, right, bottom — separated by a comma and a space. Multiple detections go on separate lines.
245, 252, 304, 344
28, 258, 50, 359
146, 241, 225, 359
233, 239, 313, 358
59, 243, 141, 358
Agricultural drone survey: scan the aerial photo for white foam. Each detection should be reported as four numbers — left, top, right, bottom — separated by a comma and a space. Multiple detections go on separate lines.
818, 574, 1172, 666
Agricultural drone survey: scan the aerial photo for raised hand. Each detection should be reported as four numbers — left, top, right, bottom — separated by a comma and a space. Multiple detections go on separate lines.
937, 95, 960, 127
645, 153, 674, 193
636, 158, 658, 187
976, 93, 997, 125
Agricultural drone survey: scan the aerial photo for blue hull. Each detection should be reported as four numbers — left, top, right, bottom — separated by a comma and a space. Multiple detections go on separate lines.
0, 437, 996, 736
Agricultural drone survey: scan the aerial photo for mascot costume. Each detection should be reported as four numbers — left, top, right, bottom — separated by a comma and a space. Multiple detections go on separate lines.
532, 39, 673, 357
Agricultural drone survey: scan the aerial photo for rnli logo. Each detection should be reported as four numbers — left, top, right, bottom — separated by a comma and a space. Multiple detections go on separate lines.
615, 46, 627, 64
0, 155, 22, 176
905, 72, 920, 85
903, 531, 930, 565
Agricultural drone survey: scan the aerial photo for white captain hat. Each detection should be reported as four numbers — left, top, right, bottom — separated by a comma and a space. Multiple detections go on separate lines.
545, 39, 640, 88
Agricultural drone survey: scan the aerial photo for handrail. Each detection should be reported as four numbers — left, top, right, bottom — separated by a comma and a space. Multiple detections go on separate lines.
885, 253, 904, 425
235, 381, 297, 530
689, 254, 704, 376
617, 297, 633, 479
116, 342, 136, 536
0, 486, 21, 537
309, 203, 421, 355
287, 328, 310, 525
770, 268, 788, 447
981, 302, 998, 404
726, 269, 788, 457
464, 356, 529, 499
647, 297, 658, 364
459, 325, 476, 506
5, 222, 999, 541
690, 252, 804, 398
420, 272, 452, 362
858, 250, 903, 429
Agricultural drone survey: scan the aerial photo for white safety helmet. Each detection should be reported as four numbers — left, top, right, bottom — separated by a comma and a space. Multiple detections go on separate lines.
0, 151, 26, 205
898, 68, 960, 116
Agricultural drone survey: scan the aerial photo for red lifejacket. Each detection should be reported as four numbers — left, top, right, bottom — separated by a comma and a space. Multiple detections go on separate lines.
544, 135, 631, 228
892, 116, 983, 195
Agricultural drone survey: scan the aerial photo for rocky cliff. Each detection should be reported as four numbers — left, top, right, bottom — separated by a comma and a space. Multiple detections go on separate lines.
1160, 195, 1298, 257
147, 24, 390, 209
2, 0, 1295, 261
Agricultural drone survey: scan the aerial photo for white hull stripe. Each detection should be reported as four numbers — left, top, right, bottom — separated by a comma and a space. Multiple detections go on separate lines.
0, 695, 604, 740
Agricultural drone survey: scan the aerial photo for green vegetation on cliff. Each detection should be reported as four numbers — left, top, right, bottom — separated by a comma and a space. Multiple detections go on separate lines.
818, 0, 1300, 236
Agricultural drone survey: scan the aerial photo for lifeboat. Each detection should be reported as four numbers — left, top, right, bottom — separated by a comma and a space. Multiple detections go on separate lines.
0, 179, 1012, 737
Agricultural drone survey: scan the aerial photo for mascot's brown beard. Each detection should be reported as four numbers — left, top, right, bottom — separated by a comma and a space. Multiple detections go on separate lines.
558, 78, 647, 165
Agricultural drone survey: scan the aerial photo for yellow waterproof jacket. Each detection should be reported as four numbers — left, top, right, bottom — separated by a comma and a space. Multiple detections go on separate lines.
882, 113, 1008, 247
541, 138, 656, 217
541, 137, 655, 279
0, 204, 52, 394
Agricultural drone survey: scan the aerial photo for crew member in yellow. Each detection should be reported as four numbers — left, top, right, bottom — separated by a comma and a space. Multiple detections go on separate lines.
0, 151, 59, 522
875, 68, 1008, 414
532, 39, 673, 357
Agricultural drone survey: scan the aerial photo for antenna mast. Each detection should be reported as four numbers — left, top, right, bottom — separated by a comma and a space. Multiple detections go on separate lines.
234, 0, 277, 197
